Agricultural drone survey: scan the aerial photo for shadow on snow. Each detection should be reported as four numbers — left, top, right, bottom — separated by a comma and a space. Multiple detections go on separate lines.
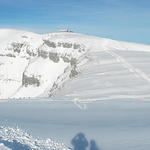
71, 132, 100, 150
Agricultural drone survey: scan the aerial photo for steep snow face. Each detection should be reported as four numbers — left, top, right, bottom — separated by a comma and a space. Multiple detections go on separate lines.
0, 29, 43, 99
0, 29, 88, 99
0, 127, 69, 150
0, 29, 150, 99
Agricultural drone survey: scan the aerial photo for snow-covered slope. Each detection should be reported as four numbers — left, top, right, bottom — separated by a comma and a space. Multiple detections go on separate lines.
0, 29, 150, 100
0, 29, 88, 99
0, 126, 69, 150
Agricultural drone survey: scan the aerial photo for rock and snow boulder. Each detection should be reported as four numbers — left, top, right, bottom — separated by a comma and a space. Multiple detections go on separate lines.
0, 127, 69, 150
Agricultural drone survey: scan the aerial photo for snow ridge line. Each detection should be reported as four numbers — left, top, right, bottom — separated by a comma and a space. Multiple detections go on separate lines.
105, 50, 150, 83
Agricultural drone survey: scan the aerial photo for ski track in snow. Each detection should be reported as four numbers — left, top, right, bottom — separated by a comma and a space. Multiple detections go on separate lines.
103, 39, 150, 84
73, 98, 87, 110
68, 48, 150, 107
105, 50, 150, 83
53, 39, 150, 104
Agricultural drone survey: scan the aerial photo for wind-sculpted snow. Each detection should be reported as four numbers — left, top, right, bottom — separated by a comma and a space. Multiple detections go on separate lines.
0, 29, 150, 99
55, 50, 150, 104
0, 127, 69, 150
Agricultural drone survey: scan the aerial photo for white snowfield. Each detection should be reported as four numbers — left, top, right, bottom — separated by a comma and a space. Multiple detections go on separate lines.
0, 126, 69, 150
0, 29, 150, 100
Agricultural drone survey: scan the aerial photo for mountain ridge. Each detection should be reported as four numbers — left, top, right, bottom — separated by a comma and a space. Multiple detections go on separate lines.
0, 29, 150, 100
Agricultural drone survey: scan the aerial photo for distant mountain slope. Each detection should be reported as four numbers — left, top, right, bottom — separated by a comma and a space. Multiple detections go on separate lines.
0, 29, 150, 99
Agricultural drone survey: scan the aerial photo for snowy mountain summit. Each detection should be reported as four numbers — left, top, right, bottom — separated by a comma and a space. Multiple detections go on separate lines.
0, 29, 150, 100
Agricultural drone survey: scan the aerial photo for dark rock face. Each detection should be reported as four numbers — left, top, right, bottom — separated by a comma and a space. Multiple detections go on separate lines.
69, 69, 78, 78
38, 49, 60, 63
38, 49, 49, 59
11, 43, 24, 53
6, 53, 16, 57
73, 44, 81, 49
22, 73, 40, 87
49, 52, 59, 63
43, 40, 82, 50
61, 56, 70, 63
43, 40, 56, 48
70, 58, 78, 78
6, 42, 37, 58
21, 35, 28, 38
70, 58, 77, 66
61, 43, 73, 48
26, 48, 37, 57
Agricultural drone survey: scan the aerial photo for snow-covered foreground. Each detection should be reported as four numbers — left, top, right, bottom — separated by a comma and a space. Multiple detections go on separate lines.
0, 126, 68, 150
0, 100, 150, 150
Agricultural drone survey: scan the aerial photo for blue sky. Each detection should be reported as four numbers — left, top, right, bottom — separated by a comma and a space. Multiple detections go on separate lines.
0, 0, 150, 44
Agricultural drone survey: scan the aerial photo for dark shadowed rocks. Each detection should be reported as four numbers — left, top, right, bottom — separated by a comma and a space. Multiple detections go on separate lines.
49, 52, 60, 63
10, 42, 24, 53
22, 73, 40, 87
38, 49, 49, 59
71, 133, 88, 150
43, 40, 56, 48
